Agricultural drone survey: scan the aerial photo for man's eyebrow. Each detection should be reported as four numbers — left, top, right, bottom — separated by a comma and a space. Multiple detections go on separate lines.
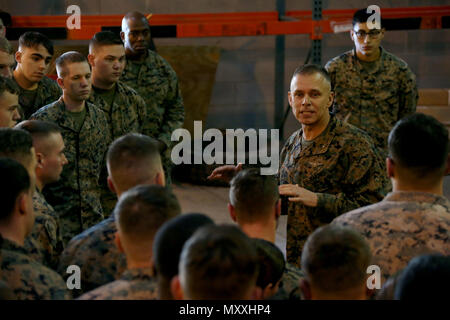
31, 53, 45, 59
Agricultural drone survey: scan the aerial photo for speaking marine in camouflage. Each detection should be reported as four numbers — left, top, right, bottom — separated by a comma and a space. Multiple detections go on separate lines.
78, 185, 180, 300
121, 11, 185, 183
30, 52, 111, 245
58, 133, 165, 297
333, 113, 450, 285
0, 159, 70, 300
278, 65, 388, 268
16, 120, 68, 270
325, 9, 418, 155
12, 32, 61, 119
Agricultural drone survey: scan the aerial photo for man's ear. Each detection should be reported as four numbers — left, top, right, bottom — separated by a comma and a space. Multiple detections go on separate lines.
87, 53, 95, 67
15, 51, 22, 64
251, 285, 263, 300
275, 199, 281, 219
228, 203, 237, 222
350, 29, 355, 42
114, 231, 124, 253
17, 192, 28, 215
120, 31, 125, 42
107, 176, 117, 195
386, 157, 395, 179
328, 91, 335, 109
35, 152, 45, 169
56, 77, 64, 90
299, 278, 312, 300
170, 275, 184, 300
287, 91, 293, 107
155, 171, 165, 187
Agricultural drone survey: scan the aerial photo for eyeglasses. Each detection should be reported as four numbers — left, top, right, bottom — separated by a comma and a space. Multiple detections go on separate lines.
353, 29, 382, 39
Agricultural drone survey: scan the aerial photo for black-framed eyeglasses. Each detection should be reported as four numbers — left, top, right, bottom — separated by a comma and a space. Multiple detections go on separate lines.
353, 29, 382, 39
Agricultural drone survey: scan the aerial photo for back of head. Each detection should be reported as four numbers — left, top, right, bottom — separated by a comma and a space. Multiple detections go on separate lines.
0, 128, 33, 168
353, 8, 384, 28
0, 76, 19, 97
89, 31, 123, 54
107, 133, 163, 191
251, 238, 285, 291
15, 120, 61, 145
114, 184, 181, 244
0, 158, 30, 223
153, 213, 215, 299
0, 11, 12, 28
395, 254, 450, 300
55, 51, 88, 78
229, 168, 279, 223
301, 224, 371, 296
0, 37, 13, 54
18, 32, 53, 56
388, 113, 449, 180
179, 224, 259, 300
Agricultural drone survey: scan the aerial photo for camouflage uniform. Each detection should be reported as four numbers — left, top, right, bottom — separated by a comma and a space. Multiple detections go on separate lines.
23, 188, 64, 270
87, 81, 147, 215
12, 76, 62, 119
325, 47, 418, 155
0, 236, 70, 300
332, 191, 450, 285
77, 267, 157, 300
30, 98, 111, 245
122, 50, 185, 184
272, 263, 304, 300
279, 114, 389, 267
57, 215, 126, 298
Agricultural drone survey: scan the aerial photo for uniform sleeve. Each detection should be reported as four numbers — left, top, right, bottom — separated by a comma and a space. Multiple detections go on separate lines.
157, 69, 185, 149
314, 140, 389, 220
397, 65, 418, 119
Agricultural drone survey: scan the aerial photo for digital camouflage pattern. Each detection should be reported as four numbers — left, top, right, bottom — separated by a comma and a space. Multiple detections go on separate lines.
77, 267, 157, 300
0, 236, 70, 300
30, 98, 111, 245
87, 81, 148, 215
332, 191, 450, 285
87, 81, 147, 140
122, 49, 185, 184
325, 47, 418, 155
272, 263, 304, 300
23, 188, 64, 270
57, 215, 126, 298
279, 114, 389, 268
13, 76, 62, 119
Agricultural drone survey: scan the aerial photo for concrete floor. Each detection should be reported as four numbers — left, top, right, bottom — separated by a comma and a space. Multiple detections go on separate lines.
172, 175, 450, 260
172, 182, 288, 258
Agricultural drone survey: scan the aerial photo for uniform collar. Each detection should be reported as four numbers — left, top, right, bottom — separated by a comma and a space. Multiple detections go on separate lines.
351, 46, 386, 74
383, 191, 450, 206
0, 237, 28, 254
121, 267, 155, 281
52, 97, 92, 133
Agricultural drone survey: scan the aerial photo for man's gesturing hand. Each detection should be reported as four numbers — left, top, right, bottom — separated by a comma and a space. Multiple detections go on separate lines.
207, 163, 243, 184
279, 184, 318, 207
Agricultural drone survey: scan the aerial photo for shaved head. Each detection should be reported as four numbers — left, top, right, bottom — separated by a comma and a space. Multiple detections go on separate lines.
121, 11, 149, 32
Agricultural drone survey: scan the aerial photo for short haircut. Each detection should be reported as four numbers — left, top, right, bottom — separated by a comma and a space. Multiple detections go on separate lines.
301, 224, 371, 292
179, 224, 259, 300
153, 213, 215, 299
0, 158, 30, 222
106, 133, 162, 190
229, 168, 279, 223
388, 113, 449, 177
153, 213, 215, 278
0, 76, 19, 97
0, 128, 33, 167
89, 31, 123, 53
292, 64, 331, 86
0, 37, 14, 54
252, 238, 285, 289
55, 51, 88, 78
395, 254, 450, 300
18, 32, 54, 56
114, 184, 181, 242
353, 8, 384, 28
15, 120, 61, 143
0, 11, 12, 27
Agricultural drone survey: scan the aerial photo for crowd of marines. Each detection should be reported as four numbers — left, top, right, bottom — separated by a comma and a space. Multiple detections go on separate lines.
0, 8, 448, 300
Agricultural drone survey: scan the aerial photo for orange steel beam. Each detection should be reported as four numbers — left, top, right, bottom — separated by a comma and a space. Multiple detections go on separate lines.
10, 6, 450, 40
